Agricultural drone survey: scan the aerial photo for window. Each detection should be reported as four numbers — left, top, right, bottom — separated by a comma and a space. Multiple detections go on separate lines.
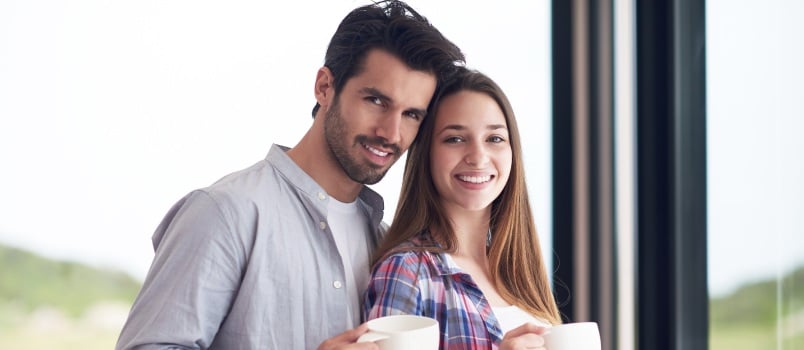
0, 1, 553, 347
707, 1, 804, 349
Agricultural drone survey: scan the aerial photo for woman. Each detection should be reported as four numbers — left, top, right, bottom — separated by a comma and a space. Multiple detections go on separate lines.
363, 68, 562, 349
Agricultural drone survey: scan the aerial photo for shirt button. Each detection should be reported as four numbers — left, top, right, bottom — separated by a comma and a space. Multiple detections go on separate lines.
318, 192, 326, 200
333, 281, 343, 289
319, 221, 327, 230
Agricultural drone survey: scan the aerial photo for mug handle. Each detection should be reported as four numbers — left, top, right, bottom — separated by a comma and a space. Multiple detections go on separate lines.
357, 331, 389, 343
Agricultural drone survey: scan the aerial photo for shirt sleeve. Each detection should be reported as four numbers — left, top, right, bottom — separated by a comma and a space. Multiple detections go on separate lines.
116, 190, 245, 350
363, 252, 428, 320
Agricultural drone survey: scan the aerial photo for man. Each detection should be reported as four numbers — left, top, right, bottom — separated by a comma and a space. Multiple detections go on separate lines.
115, 1, 464, 349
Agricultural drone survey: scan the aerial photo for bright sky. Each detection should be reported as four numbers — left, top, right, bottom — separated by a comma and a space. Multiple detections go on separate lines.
706, 0, 804, 296
0, 1, 552, 283
1, 0, 801, 298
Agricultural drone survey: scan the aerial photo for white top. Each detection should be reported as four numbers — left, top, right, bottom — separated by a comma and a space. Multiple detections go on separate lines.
492, 305, 552, 335
328, 196, 371, 328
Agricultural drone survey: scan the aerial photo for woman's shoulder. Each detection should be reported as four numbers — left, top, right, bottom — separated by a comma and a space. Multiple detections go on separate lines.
380, 246, 434, 264
374, 234, 442, 273
399, 232, 437, 248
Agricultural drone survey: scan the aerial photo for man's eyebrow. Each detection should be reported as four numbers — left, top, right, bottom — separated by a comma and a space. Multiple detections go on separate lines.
360, 87, 428, 116
359, 87, 391, 102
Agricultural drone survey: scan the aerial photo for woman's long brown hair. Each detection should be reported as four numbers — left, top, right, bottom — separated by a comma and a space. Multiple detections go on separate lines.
372, 68, 562, 325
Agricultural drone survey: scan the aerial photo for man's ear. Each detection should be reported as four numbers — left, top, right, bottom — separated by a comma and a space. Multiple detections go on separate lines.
314, 66, 335, 110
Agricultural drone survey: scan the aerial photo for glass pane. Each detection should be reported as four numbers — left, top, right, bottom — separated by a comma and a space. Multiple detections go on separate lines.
0, 0, 552, 347
707, 1, 804, 349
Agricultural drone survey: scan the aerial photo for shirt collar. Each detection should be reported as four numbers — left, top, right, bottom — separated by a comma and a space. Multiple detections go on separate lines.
266, 143, 386, 239
411, 233, 465, 277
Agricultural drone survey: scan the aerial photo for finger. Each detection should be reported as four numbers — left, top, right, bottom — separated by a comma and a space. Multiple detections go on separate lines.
532, 324, 549, 335
333, 343, 379, 350
351, 322, 370, 335
317, 324, 371, 350
341, 323, 371, 341
503, 322, 549, 339
499, 333, 545, 350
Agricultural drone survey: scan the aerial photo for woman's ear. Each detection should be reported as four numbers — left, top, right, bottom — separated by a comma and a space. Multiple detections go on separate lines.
314, 66, 335, 111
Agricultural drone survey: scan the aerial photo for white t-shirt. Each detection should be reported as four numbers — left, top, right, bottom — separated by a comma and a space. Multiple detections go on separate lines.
328, 197, 371, 328
492, 305, 552, 335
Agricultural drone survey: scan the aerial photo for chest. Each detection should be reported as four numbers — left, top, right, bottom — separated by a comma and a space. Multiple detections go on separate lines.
449, 257, 508, 307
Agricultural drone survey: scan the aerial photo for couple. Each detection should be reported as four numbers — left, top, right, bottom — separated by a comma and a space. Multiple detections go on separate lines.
116, 1, 560, 349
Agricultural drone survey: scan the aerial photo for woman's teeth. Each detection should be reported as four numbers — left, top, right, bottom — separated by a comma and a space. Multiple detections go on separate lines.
458, 175, 491, 184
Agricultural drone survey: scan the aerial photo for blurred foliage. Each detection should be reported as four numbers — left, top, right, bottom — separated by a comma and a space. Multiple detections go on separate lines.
711, 266, 804, 326
710, 264, 804, 350
0, 325, 124, 350
0, 243, 143, 348
1, 242, 802, 349
0, 243, 141, 319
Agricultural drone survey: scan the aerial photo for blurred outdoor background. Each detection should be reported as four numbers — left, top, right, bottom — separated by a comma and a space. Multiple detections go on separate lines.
1, 0, 801, 349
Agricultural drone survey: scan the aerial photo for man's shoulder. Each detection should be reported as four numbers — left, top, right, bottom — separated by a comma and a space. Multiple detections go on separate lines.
187, 156, 295, 218
203, 144, 292, 193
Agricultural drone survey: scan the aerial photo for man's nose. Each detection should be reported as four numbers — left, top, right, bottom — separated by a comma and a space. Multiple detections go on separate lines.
375, 112, 402, 145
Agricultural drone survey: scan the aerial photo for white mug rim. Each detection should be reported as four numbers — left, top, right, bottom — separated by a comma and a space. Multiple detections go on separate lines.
365, 314, 438, 333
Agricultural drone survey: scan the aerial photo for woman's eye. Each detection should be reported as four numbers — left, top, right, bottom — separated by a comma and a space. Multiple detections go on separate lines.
489, 135, 506, 143
445, 136, 463, 143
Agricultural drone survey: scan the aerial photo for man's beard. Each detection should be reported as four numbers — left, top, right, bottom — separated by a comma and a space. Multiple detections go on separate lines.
324, 99, 401, 185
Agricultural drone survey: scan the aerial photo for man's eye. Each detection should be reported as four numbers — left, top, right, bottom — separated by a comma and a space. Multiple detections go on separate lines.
367, 97, 382, 105
404, 111, 422, 121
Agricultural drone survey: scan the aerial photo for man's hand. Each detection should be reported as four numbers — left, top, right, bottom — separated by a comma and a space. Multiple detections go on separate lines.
500, 322, 548, 350
317, 323, 379, 350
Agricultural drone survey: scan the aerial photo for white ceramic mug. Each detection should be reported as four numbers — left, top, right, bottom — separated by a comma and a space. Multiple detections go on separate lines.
542, 321, 601, 350
357, 315, 439, 350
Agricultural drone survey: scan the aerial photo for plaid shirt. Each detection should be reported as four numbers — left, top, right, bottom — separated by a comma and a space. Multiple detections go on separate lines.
363, 234, 503, 349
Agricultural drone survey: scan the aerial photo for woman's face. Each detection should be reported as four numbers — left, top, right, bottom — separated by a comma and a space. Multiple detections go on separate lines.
429, 90, 512, 214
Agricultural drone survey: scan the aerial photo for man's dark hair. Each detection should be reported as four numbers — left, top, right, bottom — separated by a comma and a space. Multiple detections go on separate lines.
311, 0, 465, 117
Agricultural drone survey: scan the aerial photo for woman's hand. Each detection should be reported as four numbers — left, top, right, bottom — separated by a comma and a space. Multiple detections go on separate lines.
500, 322, 548, 350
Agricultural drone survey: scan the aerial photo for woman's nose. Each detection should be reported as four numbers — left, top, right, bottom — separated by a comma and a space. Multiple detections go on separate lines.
464, 144, 489, 167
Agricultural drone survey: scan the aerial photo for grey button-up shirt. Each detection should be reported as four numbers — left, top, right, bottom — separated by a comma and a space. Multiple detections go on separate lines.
116, 144, 387, 350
